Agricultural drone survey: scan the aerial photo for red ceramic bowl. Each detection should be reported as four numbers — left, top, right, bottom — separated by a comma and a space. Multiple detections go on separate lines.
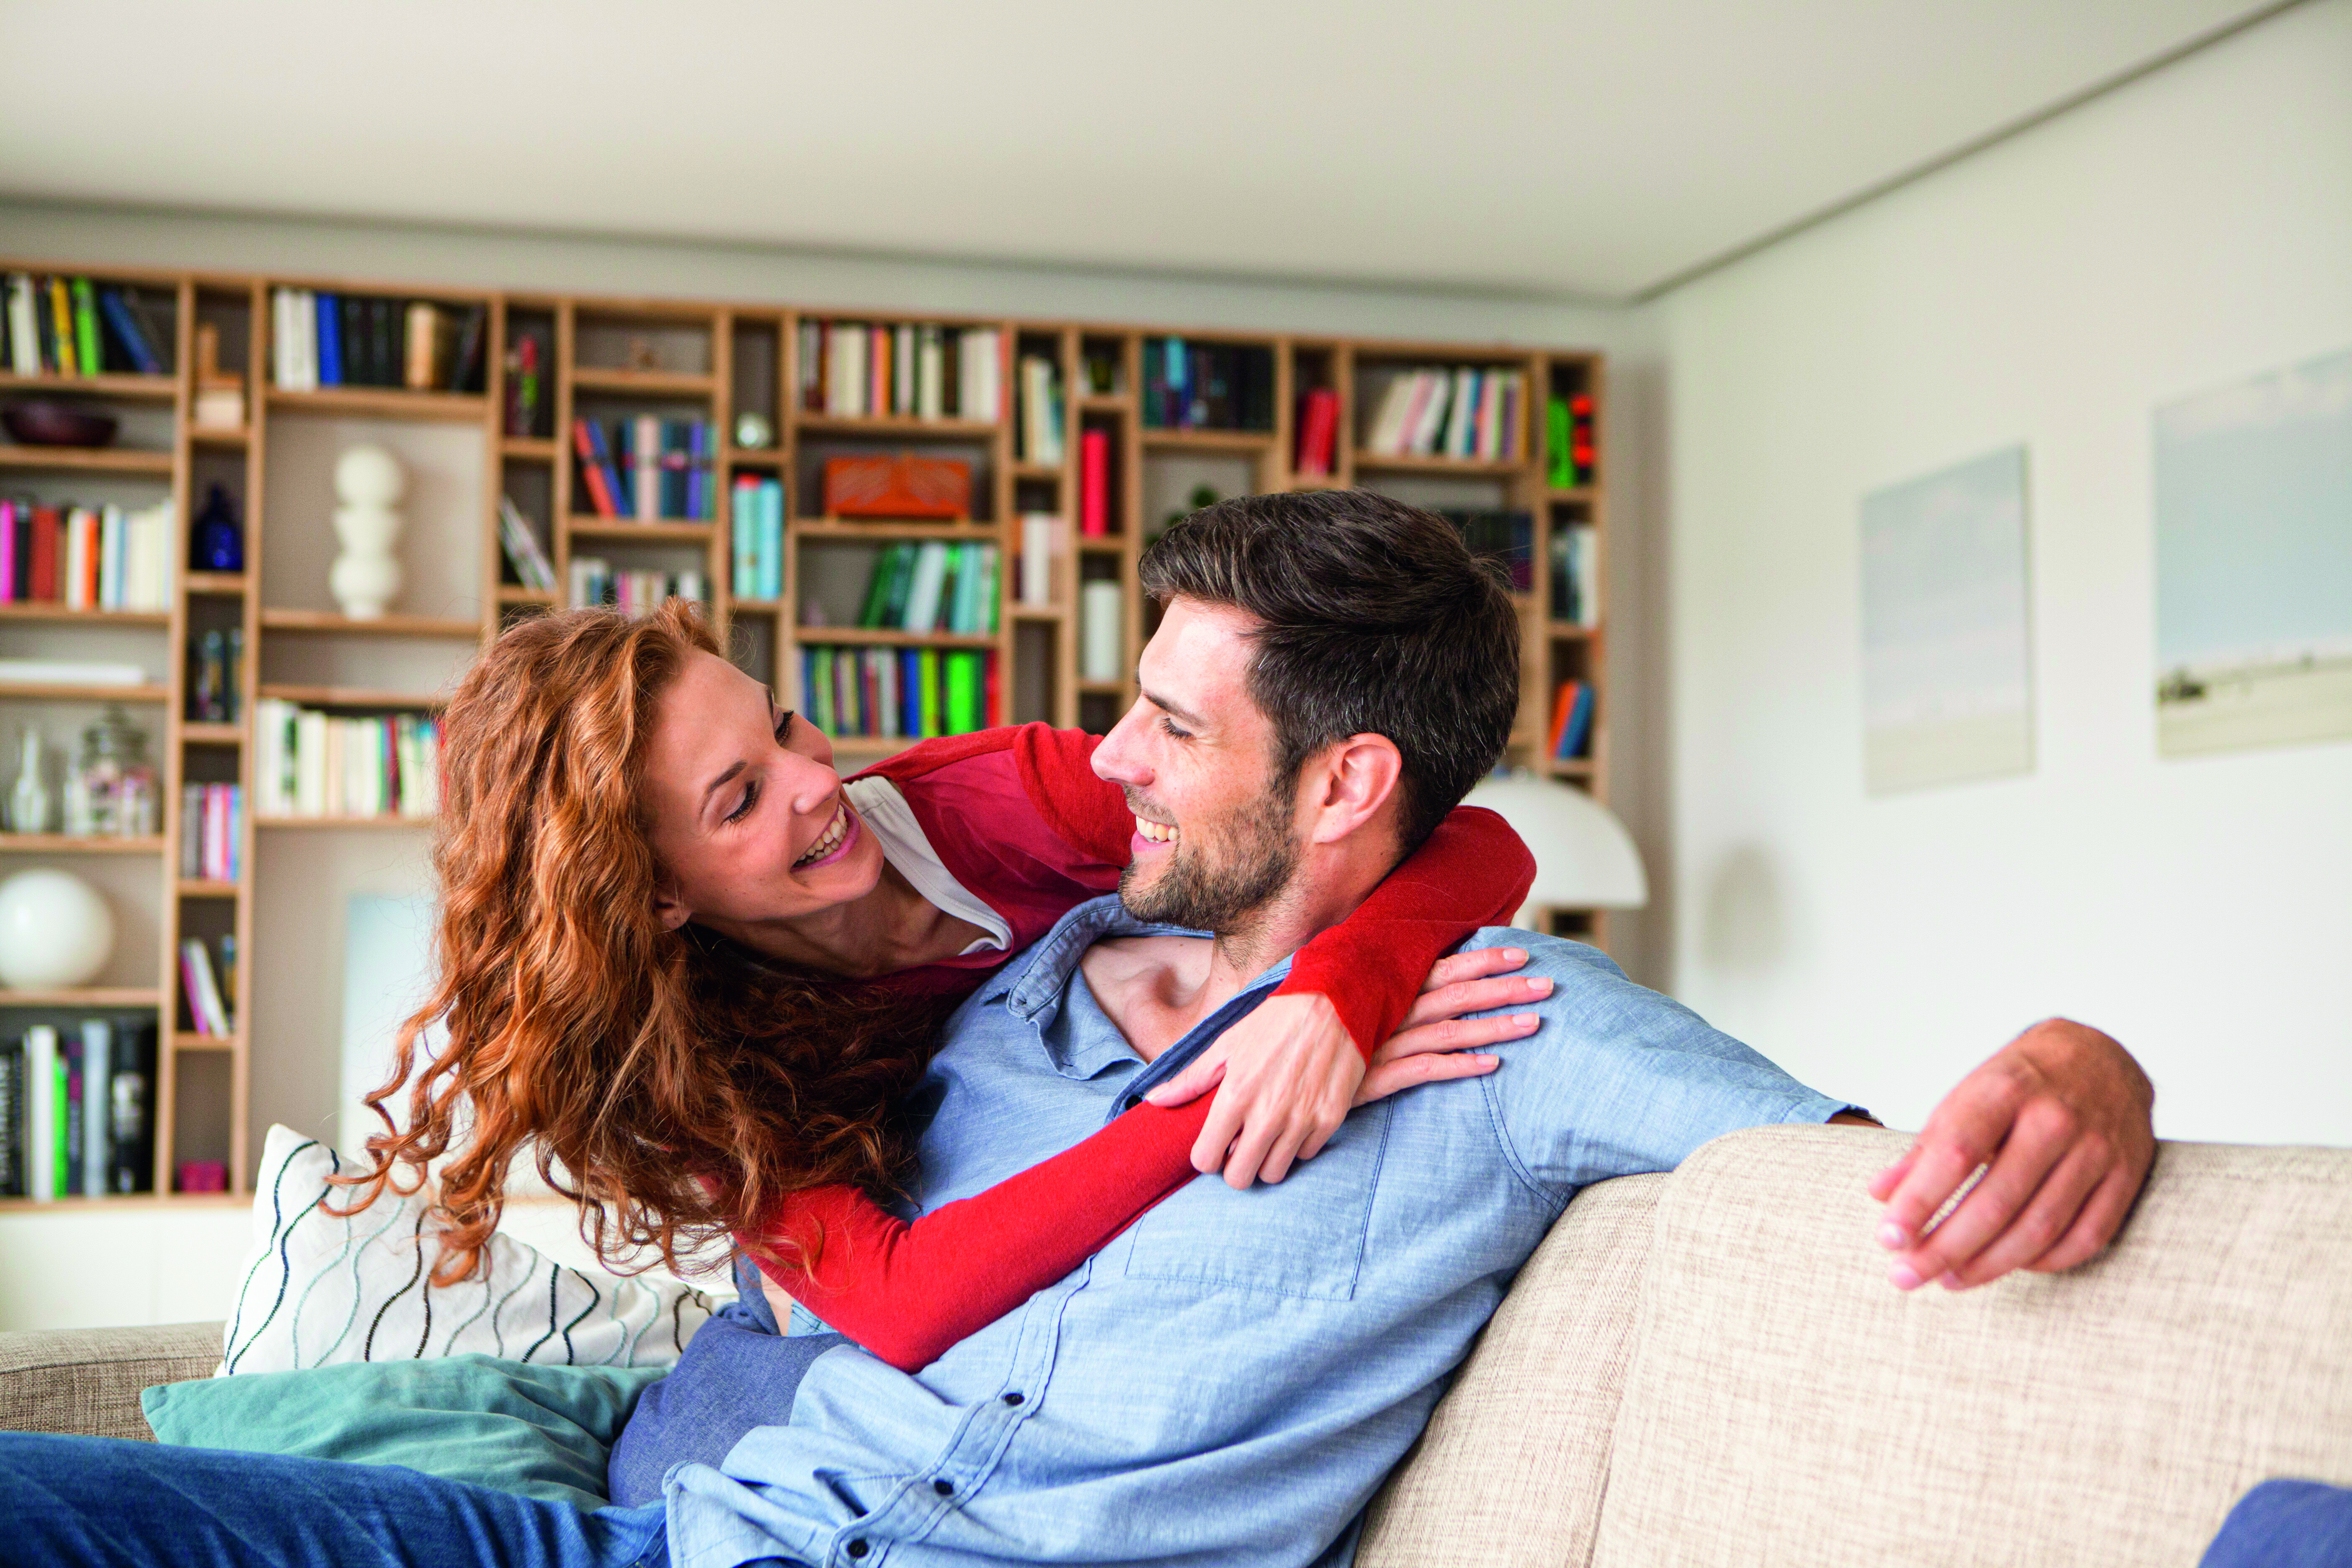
3, 400, 120, 448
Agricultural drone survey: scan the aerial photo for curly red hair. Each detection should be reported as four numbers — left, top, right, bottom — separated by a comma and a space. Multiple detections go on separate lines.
334, 600, 942, 1283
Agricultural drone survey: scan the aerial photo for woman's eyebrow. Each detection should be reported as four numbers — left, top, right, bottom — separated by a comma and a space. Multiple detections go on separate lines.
701, 761, 747, 811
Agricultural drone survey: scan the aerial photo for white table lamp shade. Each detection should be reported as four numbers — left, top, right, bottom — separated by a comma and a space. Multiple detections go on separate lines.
1462, 773, 1648, 911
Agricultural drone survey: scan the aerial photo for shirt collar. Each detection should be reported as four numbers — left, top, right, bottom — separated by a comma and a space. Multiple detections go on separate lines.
979, 895, 1300, 1088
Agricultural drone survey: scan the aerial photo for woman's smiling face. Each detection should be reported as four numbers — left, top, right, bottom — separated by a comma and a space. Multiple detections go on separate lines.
640, 649, 885, 932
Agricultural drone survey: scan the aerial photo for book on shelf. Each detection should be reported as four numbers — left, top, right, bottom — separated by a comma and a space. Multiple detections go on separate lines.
1547, 392, 1596, 487
841, 540, 999, 635
1293, 387, 1340, 476
1, 1019, 155, 1198
567, 558, 706, 618
254, 699, 443, 820
496, 496, 558, 593
503, 327, 547, 437
799, 645, 997, 741
570, 418, 714, 521
1546, 679, 1596, 761
186, 627, 245, 724
0, 657, 147, 687
2, 273, 172, 378
1079, 428, 1110, 538
1018, 513, 1057, 607
269, 289, 485, 392
1018, 354, 1066, 465
0, 498, 173, 611
1362, 365, 1524, 460
1549, 522, 1598, 627
180, 938, 234, 1039
729, 475, 784, 601
179, 782, 245, 882
1141, 338, 1274, 432
1443, 509, 1534, 592
800, 321, 1004, 421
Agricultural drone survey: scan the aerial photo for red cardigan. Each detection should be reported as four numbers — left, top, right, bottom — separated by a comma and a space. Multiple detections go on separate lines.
746, 724, 1532, 1370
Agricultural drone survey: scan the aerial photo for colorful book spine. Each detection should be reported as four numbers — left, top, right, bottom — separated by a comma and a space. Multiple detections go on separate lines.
1080, 428, 1110, 538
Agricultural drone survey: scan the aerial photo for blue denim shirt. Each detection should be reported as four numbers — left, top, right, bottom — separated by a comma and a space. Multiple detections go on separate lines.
666, 898, 1847, 1568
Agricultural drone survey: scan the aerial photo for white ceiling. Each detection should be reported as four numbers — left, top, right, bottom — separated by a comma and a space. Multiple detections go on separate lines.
0, 0, 2282, 302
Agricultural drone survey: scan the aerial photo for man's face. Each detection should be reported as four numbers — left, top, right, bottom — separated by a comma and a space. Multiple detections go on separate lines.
1091, 598, 1301, 934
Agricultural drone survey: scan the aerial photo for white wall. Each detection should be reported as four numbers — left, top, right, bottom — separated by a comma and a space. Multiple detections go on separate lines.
1659, 0, 2352, 1143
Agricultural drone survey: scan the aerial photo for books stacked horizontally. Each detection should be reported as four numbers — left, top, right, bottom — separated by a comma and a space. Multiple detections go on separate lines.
572, 417, 717, 521
1443, 509, 1534, 593
254, 699, 442, 820
268, 289, 488, 393
802, 646, 997, 742
0, 498, 173, 610
0, 1021, 156, 1198
179, 936, 235, 1040
495, 497, 557, 595
835, 540, 1001, 637
1547, 392, 1596, 488
798, 321, 1004, 422
1141, 338, 1275, 432
1294, 387, 1341, 476
569, 560, 706, 617
179, 782, 244, 882
3, 273, 173, 377
1017, 354, 1065, 464
1550, 522, 1598, 627
1547, 680, 1596, 761
730, 476, 784, 601
1361, 366, 1525, 461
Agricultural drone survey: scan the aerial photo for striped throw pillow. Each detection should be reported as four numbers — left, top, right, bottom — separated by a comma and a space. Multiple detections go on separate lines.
219, 1124, 717, 1376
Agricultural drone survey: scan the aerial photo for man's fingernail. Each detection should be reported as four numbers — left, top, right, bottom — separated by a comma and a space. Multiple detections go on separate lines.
1889, 1264, 1922, 1291
1877, 1222, 1907, 1250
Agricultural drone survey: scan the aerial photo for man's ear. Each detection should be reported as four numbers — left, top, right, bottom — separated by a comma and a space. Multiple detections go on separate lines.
1305, 733, 1403, 846
652, 874, 691, 933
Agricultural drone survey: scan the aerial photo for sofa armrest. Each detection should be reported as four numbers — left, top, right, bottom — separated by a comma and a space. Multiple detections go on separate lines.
0, 1322, 225, 1441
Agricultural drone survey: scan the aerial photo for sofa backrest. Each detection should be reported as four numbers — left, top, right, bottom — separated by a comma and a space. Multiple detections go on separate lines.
1366, 1123, 2352, 1567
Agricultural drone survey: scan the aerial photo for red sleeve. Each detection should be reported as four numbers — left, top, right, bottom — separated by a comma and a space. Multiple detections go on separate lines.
741, 1097, 1210, 1372
1275, 804, 1534, 1059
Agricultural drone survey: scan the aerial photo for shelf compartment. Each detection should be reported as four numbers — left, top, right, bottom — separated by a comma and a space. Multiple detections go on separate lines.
0, 681, 170, 703
0, 371, 180, 401
264, 387, 489, 423
0, 446, 175, 473
256, 684, 446, 709
567, 519, 715, 542
501, 437, 558, 460
181, 722, 242, 745
0, 987, 160, 1008
176, 879, 240, 898
793, 519, 996, 542
797, 627, 998, 649
173, 1031, 239, 1052
188, 426, 251, 448
183, 572, 249, 596
0, 604, 171, 626
495, 585, 557, 604
570, 366, 716, 396
259, 609, 480, 638
0, 834, 166, 854
793, 413, 999, 439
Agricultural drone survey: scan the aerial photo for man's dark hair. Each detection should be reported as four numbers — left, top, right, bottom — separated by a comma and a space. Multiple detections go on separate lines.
1139, 489, 1519, 856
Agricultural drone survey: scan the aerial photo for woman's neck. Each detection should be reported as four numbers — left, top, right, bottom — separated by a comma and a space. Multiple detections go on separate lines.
703, 858, 987, 979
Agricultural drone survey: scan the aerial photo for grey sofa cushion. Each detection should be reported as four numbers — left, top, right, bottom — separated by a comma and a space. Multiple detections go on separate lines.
0, 1321, 224, 1441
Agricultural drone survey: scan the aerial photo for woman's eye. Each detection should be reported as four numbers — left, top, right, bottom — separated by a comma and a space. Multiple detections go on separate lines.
726, 780, 759, 824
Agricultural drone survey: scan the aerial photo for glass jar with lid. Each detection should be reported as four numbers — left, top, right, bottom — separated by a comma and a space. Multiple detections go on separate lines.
64, 706, 158, 839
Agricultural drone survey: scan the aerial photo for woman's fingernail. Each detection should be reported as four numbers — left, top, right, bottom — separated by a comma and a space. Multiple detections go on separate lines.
1504, 949, 1525, 963
1526, 977, 1552, 993
1513, 1013, 1539, 1026
1889, 1264, 1922, 1291
1939, 1272, 1965, 1291
1877, 1221, 1907, 1250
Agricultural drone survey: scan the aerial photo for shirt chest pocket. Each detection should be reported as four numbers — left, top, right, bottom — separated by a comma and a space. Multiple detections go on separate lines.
1119, 1100, 1391, 1302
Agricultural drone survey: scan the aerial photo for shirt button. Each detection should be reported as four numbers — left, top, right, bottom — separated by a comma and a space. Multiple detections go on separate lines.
1001, 1391, 1024, 1406
933, 1479, 954, 1496
846, 1542, 869, 1559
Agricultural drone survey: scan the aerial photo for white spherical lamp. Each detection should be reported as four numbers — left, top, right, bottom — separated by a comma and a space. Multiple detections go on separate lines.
0, 867, 117, 990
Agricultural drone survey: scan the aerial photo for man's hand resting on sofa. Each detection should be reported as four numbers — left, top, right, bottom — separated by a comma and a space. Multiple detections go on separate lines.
1863, 1018, 2154, 1291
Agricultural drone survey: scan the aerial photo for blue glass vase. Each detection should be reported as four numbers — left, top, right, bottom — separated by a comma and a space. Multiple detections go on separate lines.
192, 484, 243, 572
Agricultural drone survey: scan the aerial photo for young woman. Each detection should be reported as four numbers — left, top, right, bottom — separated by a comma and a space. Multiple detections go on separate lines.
344, 600, 1540, 1372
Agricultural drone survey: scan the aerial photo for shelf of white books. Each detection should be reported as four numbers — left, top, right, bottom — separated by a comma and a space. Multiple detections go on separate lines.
0, 371, 180, 402
0, 987, 160, 1008
0, 604, 171, 627
0, 834, 165, 854
0, 446, 175, 474
264, 387, 488, 424
258, 609, 480, 639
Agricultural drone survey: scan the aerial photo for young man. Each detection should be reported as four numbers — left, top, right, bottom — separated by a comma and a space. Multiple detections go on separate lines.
0, 492, 2153, 1568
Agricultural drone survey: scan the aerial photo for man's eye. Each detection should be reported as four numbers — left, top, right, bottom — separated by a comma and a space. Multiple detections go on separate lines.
1158, 715, 1191, 740
773, 708, 795, 743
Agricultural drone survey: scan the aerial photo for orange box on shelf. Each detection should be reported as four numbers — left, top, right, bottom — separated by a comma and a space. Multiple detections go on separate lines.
822, 454, 971, 520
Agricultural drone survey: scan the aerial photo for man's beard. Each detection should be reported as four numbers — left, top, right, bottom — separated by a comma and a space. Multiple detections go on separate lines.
1118, 777, 1300, 934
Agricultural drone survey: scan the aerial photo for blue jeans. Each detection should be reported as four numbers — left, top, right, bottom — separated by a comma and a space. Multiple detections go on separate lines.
0, 1431, 669, 1568
2202, 1479, 2352, 1567
608, 1253, 846, 1508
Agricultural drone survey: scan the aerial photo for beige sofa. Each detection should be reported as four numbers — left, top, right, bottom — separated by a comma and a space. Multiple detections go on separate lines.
7, 1125, 2349, 1564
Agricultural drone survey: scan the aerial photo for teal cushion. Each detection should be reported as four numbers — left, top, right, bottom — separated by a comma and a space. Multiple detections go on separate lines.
140, 1354, 667, 1512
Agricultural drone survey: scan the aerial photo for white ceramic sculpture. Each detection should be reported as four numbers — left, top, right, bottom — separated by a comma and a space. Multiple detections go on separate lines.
0, 867, 116, 990
330, 443, 407, 619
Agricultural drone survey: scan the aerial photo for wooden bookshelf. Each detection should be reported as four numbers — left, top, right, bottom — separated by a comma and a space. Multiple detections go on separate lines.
1, 255, 1612, 1209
